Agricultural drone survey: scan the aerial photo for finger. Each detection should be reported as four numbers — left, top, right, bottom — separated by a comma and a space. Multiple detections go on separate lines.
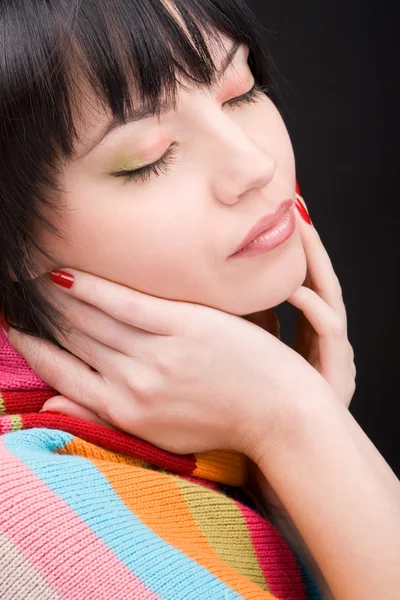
295, 193, 347, 326
41, 396, 116, 429
288, 286, 353, 398
47, 268, 186, 335
288, 286, 346, 339
6, 328, 111, 421
55, 325, 127, 376
55, 292, 155, 357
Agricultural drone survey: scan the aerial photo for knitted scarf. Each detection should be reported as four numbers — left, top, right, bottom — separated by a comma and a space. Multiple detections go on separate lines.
0, 328, 322, 599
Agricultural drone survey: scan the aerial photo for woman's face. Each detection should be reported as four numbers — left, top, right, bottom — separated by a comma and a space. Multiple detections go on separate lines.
34, 35, 307, 315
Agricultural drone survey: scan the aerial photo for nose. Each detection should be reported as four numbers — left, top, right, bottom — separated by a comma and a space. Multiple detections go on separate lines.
209, 114, 277, 205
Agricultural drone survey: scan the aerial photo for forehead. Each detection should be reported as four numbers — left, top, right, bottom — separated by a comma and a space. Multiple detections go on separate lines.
71, 32, 241, 158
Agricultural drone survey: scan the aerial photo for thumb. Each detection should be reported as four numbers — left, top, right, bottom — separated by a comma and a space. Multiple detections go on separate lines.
41, 396, 116, 429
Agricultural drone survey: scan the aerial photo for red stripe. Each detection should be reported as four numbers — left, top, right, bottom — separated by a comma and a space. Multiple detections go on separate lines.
12, 411, 198, 477
236, 500, 307, 599
1, 390, 55, 413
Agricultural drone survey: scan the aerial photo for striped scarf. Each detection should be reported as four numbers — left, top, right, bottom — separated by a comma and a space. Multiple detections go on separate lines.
0, 328, 322, 599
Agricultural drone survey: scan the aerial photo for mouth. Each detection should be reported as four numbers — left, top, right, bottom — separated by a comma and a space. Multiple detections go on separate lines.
228, 199, 295, 260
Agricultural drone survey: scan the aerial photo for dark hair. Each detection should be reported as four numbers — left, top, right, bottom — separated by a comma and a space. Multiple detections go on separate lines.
0, 0, 283, 345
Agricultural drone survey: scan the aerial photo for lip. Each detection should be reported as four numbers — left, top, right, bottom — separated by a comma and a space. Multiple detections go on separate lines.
229, 199, 294, 258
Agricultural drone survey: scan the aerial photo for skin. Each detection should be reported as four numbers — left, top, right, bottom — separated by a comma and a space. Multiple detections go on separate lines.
4, 29, 399, 600
15, 33, 336, 594
7, 208, 399, 600
31, 34, 307, 316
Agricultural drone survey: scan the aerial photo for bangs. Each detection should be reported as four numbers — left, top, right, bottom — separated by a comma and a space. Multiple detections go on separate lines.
0, 0, 282, 339
1, 0, 280, 163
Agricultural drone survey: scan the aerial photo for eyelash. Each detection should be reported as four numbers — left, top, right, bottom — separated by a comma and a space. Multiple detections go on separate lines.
112, 82, 268, 184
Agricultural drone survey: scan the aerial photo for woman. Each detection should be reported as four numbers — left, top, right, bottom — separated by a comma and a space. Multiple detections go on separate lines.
1, 1, 399, 599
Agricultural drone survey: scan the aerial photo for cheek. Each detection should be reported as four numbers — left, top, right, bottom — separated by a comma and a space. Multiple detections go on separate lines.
38, 183, 209, 295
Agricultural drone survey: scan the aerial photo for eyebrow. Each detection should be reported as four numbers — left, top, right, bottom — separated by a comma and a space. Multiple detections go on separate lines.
79, 41, 242, 159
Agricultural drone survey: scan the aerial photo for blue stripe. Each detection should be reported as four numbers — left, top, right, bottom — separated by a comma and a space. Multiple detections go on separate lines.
5, 428, 245, 600
292, 550, 324, 600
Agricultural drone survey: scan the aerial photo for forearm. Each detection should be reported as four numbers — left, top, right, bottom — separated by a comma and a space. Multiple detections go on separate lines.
255, 392, 400, 600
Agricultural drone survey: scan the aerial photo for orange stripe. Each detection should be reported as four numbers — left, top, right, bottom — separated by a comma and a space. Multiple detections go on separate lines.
193, 449, 248, 486
56, 437, 152, 468
84, 450, 277, 598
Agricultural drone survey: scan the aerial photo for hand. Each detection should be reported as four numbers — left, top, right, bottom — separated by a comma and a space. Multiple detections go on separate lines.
6, 270, 327, 459
288, 192, 356, 408
248, 192, 356, 547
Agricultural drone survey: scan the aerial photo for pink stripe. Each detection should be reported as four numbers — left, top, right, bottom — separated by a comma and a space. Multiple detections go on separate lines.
0, 416, 12, 434
0, 330, 51, 390
236, 500, 307, 600
0, 440, 159, 600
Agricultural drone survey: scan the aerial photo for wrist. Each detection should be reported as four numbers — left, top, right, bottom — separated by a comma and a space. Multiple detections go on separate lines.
245, 376, 338, 467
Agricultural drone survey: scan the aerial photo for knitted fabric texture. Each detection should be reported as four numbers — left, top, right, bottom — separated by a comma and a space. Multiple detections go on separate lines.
0, 329, 323, 599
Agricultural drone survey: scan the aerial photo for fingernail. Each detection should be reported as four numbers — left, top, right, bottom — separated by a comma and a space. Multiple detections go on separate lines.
295, 197, 312, 225
0, 314, 10, 334
49, 269, 75, 289
295, 180, 301, 196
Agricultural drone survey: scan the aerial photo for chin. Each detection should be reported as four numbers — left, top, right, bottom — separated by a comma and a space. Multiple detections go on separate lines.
219, 240, 308, 315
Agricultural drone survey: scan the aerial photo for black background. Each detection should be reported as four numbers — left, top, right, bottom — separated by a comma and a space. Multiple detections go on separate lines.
248, 0, 399, 475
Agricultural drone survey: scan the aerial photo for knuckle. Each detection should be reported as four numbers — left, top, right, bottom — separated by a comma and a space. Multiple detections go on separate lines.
124, 370, 160, 402
329, 315, 346, 338
328, 284, 344, 307
152, 356, 174, 377
122, 370, 139, 392
158, 341, 186, 375
151, 339, 183, 377
335, 288, 344, 305
334, 276, 343, 294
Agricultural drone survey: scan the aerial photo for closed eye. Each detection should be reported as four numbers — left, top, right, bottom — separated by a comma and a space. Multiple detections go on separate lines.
224, 81, 268, 108
111, 81, 269, 184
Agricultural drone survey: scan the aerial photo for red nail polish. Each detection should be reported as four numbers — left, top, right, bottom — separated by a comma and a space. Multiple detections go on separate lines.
0, 314, 10, 333
296, 180, 301, 196
49, 269, 75, 289
295, 198, 312, 225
